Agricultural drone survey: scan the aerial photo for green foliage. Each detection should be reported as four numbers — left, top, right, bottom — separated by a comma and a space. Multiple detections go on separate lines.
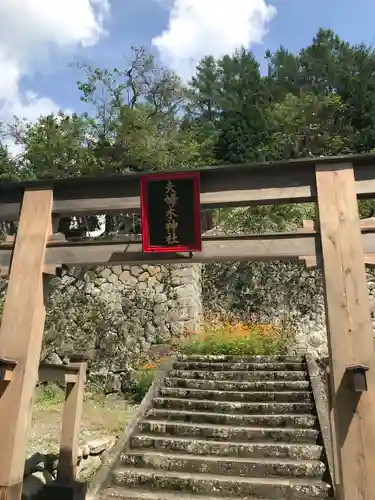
217, 203, 316, 234
130, 368, 155, 403
265, 28, 375, 153
9, 113, 97, 179
73, 46, 207, 173
260, 92, 355, 160
0, 143, 21, 181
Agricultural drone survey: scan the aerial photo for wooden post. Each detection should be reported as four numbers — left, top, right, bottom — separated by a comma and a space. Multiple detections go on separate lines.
326, 365, 340, 494
57, 362, 86, 484
316, 163, 375, 500
0, 188, 52, 500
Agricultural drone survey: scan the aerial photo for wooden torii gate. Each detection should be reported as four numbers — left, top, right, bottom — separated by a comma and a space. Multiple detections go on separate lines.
0, 156, 375, 500
298, 215, 375, 497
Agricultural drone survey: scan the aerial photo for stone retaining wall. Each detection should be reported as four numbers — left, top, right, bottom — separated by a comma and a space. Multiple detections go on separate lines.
40, 263, 202, 387
202, 261, 375, 357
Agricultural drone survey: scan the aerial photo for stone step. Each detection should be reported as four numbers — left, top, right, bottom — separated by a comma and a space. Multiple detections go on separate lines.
102, 485, 334, 500
176, 355, 305, 363
112, 467, 332, 498
169, 370, 308, 381
137, 420, 319, 444
130, 435, 323, 460
173, 361, 307, 372
145, 409, 318, 428
120, 451, 326, 479
158, 387, 313, 403
152, 398, 315, 415
164, 378, 311, 392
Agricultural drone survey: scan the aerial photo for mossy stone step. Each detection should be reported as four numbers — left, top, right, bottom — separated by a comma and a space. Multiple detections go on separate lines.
158, 387, 313, 403
173, 361, 307, 372
120, 451, 326, 479
112, 467, 332, 498
169, 370, 308, 381
101, 353, 332, 500
152, 398, 315, 415
176, 355, 305, 363
137, 420, 319, 444
145, 409, 318, 428
130, 435, 323, 460
102, 486, 335, 500
164, 378, 311, 392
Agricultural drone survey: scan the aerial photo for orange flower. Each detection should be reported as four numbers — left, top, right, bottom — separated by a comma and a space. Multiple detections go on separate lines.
141, 362, 157, 370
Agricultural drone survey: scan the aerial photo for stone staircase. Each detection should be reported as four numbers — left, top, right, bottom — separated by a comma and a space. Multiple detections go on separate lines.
101, 355, 334, 500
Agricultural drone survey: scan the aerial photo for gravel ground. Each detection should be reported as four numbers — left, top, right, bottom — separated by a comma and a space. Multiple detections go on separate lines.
26, 385, 136, 458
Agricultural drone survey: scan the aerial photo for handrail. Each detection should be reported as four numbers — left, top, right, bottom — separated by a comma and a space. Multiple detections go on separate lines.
0, 357, 88, 487
38, 362, 81, 384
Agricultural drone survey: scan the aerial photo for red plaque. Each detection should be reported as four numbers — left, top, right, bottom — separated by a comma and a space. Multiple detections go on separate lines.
140, 171, 202, 253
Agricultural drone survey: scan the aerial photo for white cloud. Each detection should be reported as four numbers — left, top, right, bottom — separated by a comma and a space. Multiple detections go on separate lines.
0, 0, 109, 126
152, 0, 276, 78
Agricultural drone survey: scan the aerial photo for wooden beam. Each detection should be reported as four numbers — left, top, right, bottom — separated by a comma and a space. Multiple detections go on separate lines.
0, 357, 17, 382
57, 362, 86, 484
0, 165, 316, 219
300, 218, 375, 268
1, 231, 375, 271
316, 162, 375, 500
0, 232, 322, 269
364, 255, 375, 267
0, 234, 64, 278
4, 233, 65, 244
297, 256, 320, 269
35, 231, 375, 266
0, 188, 52, 500
0, 230, 374, 269
302, 217, 375, 231
38, 363, 80, 384
354, 162, 375, 198
299, 253, 375, 269
45, 232, 322, 265
1, 155, 375, 220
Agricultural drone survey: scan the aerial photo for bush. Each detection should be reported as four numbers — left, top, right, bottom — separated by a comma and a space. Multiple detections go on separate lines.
35, 383, 65, 408
131, 368, 155, 403
179, 317, 288, 356
129, 355, 172, 402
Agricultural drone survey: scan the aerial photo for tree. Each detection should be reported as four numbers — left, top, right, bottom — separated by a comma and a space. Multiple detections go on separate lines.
75, 46, 206, 172
0, 142, 20, 181
187, 56, 222, 123
186, 47, 269, 165
265, 46, 301, 101
260, 92, 356, 160
266, 28, 375, 153
8, 113, 97, 180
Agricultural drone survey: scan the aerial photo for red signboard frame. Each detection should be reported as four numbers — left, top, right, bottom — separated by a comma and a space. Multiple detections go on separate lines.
140, 171, 202, 253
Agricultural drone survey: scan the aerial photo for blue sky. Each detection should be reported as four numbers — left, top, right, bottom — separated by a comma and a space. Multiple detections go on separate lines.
2, 0, 375, 124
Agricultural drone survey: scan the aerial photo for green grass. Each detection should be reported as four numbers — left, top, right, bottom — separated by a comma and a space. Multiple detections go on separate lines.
35, 383, 65, 408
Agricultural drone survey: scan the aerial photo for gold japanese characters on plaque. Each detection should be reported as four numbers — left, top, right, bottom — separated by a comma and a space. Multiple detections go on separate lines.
140, 172, 202, 253
164, 181, 179, 245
